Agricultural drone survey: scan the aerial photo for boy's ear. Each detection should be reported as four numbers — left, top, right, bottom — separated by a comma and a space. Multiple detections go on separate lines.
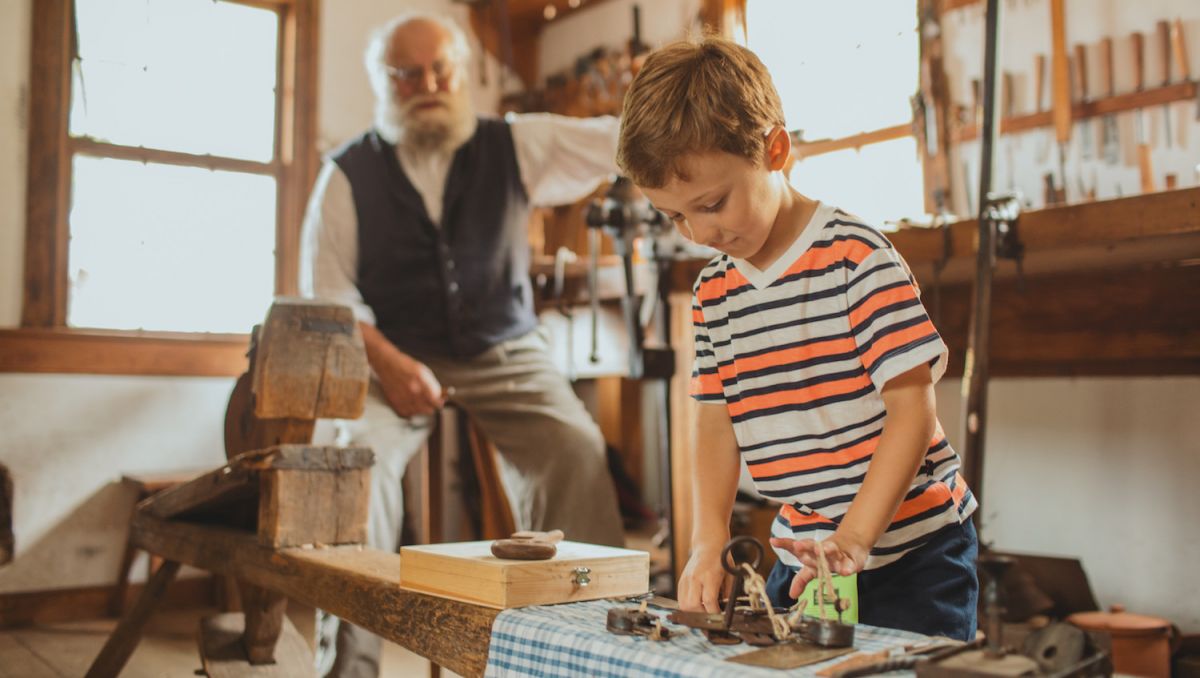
765, 126, 790, 171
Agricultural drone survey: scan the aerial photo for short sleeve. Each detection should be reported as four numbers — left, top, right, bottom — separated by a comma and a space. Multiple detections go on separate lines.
845, 245, 947, 391
689, 291, 725, 403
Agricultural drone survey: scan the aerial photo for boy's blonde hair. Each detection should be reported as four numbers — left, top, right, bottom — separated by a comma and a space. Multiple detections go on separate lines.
617, 36, 786, 189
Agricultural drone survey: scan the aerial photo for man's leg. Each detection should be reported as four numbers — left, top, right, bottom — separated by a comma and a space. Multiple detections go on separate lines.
424, 328, 625, 547
324, 384, 433, 678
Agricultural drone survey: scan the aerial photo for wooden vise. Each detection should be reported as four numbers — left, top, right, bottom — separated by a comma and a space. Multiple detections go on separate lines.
87, 299, 374, 677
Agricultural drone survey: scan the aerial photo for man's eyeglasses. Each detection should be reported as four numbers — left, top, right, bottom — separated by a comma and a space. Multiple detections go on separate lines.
385, 59, 456, 89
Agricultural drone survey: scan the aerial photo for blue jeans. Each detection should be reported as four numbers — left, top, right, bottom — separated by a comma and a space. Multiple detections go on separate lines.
765, 520, 979, 641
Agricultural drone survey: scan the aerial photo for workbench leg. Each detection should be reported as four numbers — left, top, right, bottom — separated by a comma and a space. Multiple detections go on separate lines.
240, 582, 288, 664
85, 559, 181, 678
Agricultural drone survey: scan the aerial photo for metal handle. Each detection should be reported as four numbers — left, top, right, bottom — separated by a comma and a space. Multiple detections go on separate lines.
572, 566, 592, 588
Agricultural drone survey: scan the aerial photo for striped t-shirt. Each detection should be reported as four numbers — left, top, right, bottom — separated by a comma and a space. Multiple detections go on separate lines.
690, 203, 977, 570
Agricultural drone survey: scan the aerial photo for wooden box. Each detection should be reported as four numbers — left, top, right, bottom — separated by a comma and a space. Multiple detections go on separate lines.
399, 540, 649, 609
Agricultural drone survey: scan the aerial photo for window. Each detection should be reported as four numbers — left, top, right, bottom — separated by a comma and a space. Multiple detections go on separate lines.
747, 0, 925, 228
10, 0, 318, 375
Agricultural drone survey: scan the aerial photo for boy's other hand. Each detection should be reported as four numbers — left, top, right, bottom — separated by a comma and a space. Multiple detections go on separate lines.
677, 547, 726, 613
769, 534, 869, 599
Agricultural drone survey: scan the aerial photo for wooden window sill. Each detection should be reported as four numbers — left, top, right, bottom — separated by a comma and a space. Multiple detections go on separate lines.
0, 327, 249, 377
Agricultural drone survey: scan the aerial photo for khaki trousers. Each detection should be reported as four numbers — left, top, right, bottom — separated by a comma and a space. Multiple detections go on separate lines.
325, 327, 624, 678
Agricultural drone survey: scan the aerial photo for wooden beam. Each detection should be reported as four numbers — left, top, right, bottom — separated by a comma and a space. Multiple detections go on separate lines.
954, 82, 1199, 142
933, 264, 1200, 377
791, 123, 912, 161
70, 138, 276, 175
130, 514, 499, 677
22, 0, 72, 327
889, 187, 1200, 280
0, 577, 218, 630
0, 328, 248, 377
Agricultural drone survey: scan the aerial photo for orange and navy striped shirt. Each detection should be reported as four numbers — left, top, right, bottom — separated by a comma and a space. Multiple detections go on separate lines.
690, 203, 977, 570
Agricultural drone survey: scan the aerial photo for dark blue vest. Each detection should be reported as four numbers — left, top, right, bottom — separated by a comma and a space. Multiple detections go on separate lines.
331, 118, 535, 358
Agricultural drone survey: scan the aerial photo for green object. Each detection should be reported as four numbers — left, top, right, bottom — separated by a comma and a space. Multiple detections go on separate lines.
798, 572, 858, 623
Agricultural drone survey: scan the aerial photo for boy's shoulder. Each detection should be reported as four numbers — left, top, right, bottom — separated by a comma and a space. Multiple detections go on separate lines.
817, 206, 894, 250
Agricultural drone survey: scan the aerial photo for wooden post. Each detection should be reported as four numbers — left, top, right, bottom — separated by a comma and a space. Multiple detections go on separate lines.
0, 463, 12, 565
85, 560, 182, 678
239, 583, 289, 665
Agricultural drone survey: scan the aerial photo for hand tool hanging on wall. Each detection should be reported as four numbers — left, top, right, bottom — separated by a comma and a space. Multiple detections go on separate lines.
1034, 53, 1051, 164
1170, 19, 1198, 135
1074, 44, 1094, 160
1002, 71, 1016, 191
1049, 0, 1072, 205
1157, 21, 1175, 148
1099, 37, 1121, 164
1132, 31, 1155, 194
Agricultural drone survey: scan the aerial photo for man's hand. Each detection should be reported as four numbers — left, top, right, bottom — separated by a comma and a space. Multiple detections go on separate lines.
769, 531, 869, 599
375, 352, 447, 417
358, 322, 448, 418
677, 545, 727, 613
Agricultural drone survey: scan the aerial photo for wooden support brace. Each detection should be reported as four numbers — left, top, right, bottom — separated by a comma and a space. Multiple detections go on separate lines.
199, 611, 315, 678
239, 583, 289, 665
85, 559, 182, 678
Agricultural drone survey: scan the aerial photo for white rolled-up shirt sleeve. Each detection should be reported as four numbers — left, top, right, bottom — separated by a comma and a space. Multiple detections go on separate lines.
298, 160, 377, 325
508, 113, 620, 206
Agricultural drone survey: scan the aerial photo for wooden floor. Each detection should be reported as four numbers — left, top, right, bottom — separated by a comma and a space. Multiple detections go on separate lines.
0, 604, 459, 678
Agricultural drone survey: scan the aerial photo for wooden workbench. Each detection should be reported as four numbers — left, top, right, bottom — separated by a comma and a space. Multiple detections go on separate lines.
131, 513, 499, 677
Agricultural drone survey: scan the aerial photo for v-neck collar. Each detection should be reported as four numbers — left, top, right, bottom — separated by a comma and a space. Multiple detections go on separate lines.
731, 202, 833, 290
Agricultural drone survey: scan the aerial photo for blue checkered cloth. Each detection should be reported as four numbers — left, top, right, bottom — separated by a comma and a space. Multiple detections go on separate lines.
484, 599, 927, 677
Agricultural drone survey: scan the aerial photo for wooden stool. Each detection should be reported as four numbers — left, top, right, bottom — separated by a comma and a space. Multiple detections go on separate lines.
420, 404, 515, 544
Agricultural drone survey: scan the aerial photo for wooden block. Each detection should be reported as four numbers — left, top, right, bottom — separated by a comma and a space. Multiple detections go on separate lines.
399, 541, 649, 609
258, 467, 369, 548
141, 446, 372, 531
199, 611, 315, 678
250, 298, 369, 421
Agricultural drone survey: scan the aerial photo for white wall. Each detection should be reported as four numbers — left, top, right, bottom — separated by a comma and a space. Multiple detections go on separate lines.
0, 374, 231, 591
935, 378, 1200, 632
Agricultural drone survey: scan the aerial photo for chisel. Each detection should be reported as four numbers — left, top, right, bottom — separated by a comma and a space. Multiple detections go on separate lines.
1157, 21, 1174, 148
1074, 44, 1094, 159
1132, 31, 1155, 193
1034, 53, 1051, 163
1171, 18, 1198, 129
1099, 37, 1120, 164
1050, 0, 1071, 202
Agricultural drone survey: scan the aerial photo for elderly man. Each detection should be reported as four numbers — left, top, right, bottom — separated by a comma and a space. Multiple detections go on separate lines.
300, 12, 625, 677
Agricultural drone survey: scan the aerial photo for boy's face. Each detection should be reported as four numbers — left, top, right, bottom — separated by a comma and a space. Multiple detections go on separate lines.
640, 135, 788, 264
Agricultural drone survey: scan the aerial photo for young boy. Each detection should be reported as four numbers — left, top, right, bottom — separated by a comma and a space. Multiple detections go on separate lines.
617, 37, 979, 640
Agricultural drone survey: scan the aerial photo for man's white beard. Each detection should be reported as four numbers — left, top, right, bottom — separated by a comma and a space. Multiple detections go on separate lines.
374, 87, 476, 153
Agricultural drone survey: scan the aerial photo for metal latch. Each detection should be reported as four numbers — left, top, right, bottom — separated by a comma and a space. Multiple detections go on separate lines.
571, 566, 591, 588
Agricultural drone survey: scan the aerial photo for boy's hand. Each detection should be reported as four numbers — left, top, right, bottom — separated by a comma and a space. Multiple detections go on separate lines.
769, 533, 870, 599
677, 546, 727, 613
